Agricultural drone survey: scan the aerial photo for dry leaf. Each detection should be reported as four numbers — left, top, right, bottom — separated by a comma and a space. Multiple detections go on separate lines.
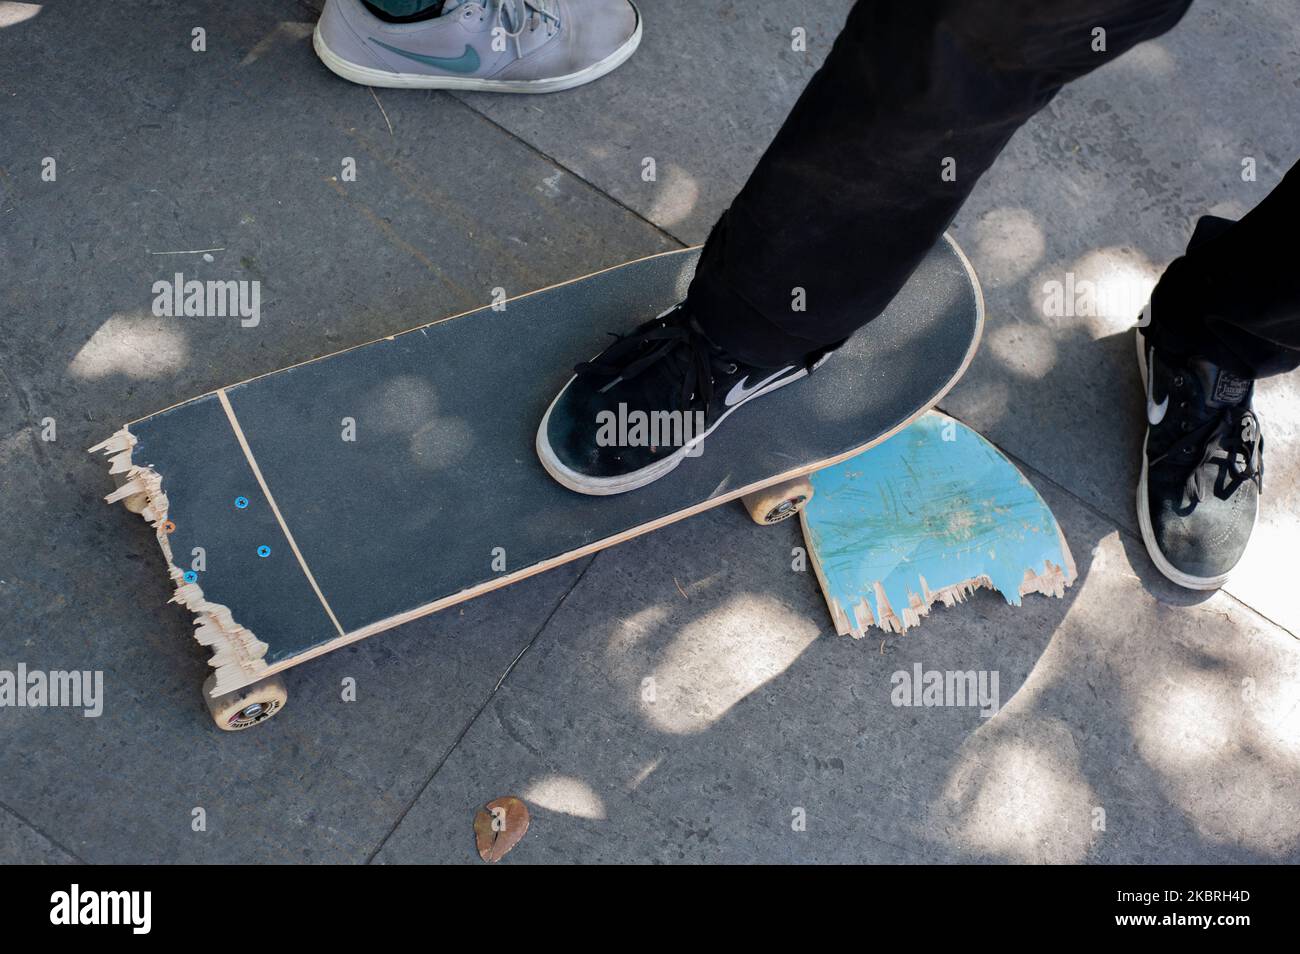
474, 796, 530, 862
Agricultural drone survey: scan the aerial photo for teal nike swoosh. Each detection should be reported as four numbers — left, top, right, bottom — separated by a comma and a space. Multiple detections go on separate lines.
368, 39, 481, 74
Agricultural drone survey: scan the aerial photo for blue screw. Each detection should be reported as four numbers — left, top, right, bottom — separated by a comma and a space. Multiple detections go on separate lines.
183, 570, 198, 583
257, 545, 271, 558
235, 496, 249, 509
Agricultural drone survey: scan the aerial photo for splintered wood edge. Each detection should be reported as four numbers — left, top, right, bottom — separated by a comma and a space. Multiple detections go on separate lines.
802, 530, 1079, 639
89, 427, 269, 696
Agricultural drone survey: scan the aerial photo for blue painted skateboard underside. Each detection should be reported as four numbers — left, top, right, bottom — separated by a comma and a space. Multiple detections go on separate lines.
802, 411, 1074, 634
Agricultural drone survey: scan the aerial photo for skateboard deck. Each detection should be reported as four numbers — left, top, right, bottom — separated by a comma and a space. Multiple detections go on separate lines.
800, 410, 1077, 636
92, 236, 982, 727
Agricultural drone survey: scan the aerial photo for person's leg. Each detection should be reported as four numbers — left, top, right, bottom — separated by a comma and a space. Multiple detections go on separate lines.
1134, 163, 1296, 588
536, 0, 1199, 496
690, 0, 1195, 367
1147, 160, 1300, 378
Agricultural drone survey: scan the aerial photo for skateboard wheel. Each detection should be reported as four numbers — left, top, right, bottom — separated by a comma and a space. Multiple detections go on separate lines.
741, 478, 814, 526
203, 673, 287, 731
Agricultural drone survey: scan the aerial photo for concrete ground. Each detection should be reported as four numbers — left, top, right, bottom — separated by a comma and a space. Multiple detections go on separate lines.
1, 0, 1297, 864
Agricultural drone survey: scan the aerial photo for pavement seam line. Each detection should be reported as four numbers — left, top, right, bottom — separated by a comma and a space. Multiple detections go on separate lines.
0, 797, 87, 864
362, 555, 598, 863
444, 93, 691, 249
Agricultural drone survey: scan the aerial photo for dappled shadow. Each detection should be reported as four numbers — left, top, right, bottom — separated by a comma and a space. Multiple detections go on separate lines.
372, 491, 1299, 863
3, 0, 1298, 866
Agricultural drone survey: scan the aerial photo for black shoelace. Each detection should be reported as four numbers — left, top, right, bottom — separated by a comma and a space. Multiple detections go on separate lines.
574, 310, 728, 416
1151, 406, 1263, 502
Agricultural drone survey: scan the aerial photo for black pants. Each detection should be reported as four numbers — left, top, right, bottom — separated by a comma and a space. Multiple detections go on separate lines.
687, 0, 1300, 379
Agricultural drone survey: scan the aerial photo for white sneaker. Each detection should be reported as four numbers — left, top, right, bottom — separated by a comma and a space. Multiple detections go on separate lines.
313, 0, 641, 92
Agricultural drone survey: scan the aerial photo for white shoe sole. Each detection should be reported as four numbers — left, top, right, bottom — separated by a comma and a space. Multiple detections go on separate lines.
313, 5, 642, 93
1134, 328, 1247, 590
536, 368, 809, 496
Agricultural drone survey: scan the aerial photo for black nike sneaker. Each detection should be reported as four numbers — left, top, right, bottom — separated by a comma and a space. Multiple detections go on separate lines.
1136, 326, 1263, 589
537, 303, 827, 494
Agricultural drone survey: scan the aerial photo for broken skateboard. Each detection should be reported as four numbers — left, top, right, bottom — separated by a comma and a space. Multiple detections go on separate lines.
800, 410, 1077, 636
91, 237, 983, 729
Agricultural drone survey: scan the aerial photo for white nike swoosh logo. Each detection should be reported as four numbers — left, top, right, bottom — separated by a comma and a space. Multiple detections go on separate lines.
725, 367, 796, 407
1146, 346, 1168, 425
